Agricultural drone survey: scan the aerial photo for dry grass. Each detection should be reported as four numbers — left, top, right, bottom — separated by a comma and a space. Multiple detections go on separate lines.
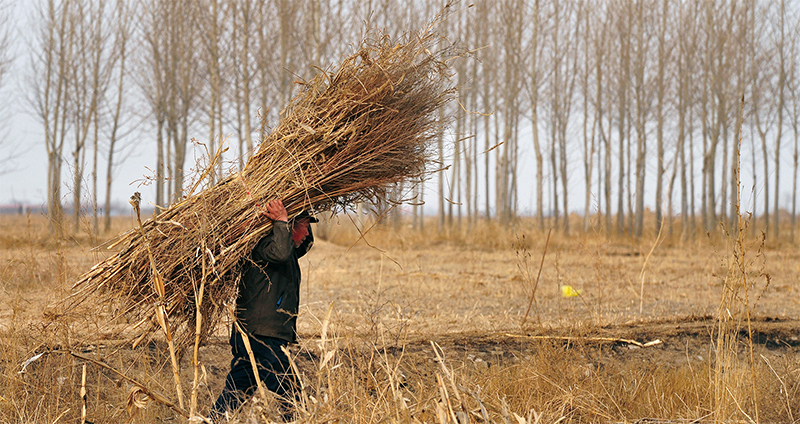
2, 214, 799, 423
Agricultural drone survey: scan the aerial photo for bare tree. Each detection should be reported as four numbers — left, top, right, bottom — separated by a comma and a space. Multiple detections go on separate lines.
229, 0, 255, 170
630, 0, 654, 238
70, 0, 116, 233
580, 2, 595, 233
0, 0, 10, 92
29, 0, 75, 235
673, 2, 698, 240
198, 0, 227, 183
654, 0, 673, 235
436, 5, 449, 229
136, 0, 202, 204
612, 0, 631, 234
138, 0, 202, 203
467, 6, 480, 226
495, 0, 523, 225
700, 2, 720, 232
0, 0, 14, 171
30, 0, 128, 235
542, 0, 580, 234
103, 0, 132, 233
476, 0, 495, 222
525, 0, 544, 229
170, 0, 201, 201
449, 7, 464, 227
749, 2, 776, 236
254, 1, 276, 142
787, 15, 800, 240
593, 9, 613, 235
276, 0, 297, 107
139, 0, 168, 207
772, 0, 788, 239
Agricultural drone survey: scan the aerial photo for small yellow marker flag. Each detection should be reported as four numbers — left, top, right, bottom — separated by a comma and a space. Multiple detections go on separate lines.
561, 285, 582, 298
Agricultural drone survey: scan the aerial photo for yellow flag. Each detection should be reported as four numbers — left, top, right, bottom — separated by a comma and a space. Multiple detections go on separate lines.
561, 285, 582, 298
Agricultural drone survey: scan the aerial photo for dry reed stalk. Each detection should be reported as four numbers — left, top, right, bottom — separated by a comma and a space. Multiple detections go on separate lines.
503, 333, 662, 348
733, 94, 759, 423
431, 342, 469, 423
130, 193, 185, 410
68, 351, 189, 418
281, 344, 307, 413
233, 320, 269, 404
521, 228, 551, 327
80, 364, 87, 424
760, 354, 794, 422
63, 21, 456, 350
714, 93, 759, 424
638, 218, 665, 314
189, 231, 209, 420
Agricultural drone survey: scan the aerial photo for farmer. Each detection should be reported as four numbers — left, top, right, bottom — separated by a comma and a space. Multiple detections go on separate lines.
211, 199, 317, 422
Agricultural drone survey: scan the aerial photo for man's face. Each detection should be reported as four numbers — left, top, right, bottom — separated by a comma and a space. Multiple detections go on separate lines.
292, 218, 311, 247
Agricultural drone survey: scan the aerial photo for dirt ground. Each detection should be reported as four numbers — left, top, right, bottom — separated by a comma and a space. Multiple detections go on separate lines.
2, 216, 800, 355
200, 314, 800, 392
1, 216, 799, 422
292, 235, 799, 338
204, 234, 800, 405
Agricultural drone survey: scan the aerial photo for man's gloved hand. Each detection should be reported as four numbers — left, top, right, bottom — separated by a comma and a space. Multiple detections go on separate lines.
263, 199, 289, 222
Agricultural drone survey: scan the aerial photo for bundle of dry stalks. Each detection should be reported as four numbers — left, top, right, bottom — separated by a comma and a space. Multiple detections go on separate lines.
65, 28, 455, 349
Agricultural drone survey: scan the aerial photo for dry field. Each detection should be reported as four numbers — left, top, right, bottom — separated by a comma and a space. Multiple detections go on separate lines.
0, 214, 799, 423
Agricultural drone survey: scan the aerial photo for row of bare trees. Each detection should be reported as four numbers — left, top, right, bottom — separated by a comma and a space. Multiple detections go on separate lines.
22, 0, 800, 240
440, 0, 800, 240
29, 0, 132, 235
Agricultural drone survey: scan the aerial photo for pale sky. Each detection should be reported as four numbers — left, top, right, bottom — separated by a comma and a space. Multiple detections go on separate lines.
0, 1, 795, 220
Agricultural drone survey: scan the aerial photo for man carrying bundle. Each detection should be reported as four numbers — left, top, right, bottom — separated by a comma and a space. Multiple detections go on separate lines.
211, 199, 317, 423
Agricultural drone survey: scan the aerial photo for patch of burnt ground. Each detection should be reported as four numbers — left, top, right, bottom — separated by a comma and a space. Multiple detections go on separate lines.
369, 315, 800, 369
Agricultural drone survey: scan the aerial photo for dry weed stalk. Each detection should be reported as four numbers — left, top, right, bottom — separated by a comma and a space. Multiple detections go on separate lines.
234, 320, 269, 403
638, 218, 665, 314
67, 351, 189, 418
714, 93, 762, 424
80, 364, 87, 424
760, 354, 795, 422
130, 193, 185, 410
189, 223, 210, 420
520, 229, 552, 327
431, 341, 469, 424
64, 22, 456, 350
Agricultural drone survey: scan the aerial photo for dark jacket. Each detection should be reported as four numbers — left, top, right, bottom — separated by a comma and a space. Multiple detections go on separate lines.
236, 221, 313, 342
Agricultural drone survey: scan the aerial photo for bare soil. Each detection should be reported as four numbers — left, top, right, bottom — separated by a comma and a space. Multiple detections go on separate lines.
2, 216, 799, 422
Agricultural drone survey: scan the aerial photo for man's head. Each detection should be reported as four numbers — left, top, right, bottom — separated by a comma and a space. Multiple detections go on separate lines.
291, 211, 317, 247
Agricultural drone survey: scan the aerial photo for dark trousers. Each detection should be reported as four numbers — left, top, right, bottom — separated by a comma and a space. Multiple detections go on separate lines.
211, 331, 299, 422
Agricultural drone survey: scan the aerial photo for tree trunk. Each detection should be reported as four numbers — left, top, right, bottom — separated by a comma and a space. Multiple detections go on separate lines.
616, 5, 629, 234
655, 0, 668, 235
774, 0, 787, 239
792, 128, 798, 241
105, 2, 129, 232
530, 0, 542, 229
632, 0, 647, 239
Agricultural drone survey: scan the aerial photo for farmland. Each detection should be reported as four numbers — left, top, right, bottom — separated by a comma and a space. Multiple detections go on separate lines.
0, 214, 798, 423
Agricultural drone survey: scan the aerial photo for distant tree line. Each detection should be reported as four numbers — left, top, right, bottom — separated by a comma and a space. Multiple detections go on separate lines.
441, 0, 799, 241
21, 0, 800, 241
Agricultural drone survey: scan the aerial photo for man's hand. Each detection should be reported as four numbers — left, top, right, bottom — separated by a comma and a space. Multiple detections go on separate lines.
263, 199, 289, 222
